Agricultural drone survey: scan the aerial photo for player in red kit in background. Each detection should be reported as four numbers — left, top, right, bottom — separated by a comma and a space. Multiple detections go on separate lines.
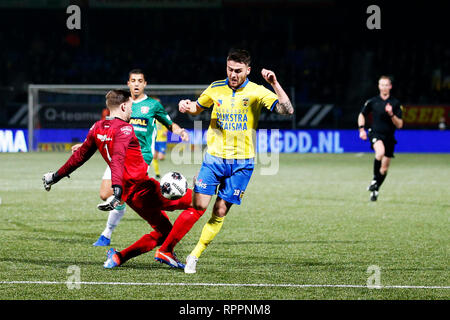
42, 90, 206, 269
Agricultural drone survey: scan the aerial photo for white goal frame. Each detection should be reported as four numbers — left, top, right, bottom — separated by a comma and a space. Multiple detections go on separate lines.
27, 84, 208, 151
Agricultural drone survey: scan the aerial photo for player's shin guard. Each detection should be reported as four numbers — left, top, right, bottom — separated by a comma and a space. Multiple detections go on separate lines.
102, 204, 126, 239
159, 208, 205, 253
190, 213, 225, 259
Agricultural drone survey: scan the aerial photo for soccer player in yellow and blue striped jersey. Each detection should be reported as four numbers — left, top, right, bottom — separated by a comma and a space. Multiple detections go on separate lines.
178, 48, 294, 273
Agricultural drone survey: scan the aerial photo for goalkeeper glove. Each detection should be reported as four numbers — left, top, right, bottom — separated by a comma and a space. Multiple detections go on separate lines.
42, 171, 62, 191
97, 185, 123, 211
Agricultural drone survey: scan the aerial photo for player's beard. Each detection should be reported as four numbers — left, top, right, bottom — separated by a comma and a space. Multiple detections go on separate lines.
229, 77, 243, 90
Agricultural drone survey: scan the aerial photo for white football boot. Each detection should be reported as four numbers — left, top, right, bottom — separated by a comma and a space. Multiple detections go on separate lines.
184, 255, 198, 274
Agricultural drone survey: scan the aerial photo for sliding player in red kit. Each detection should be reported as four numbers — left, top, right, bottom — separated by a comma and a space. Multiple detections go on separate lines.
42, 90, 206, 269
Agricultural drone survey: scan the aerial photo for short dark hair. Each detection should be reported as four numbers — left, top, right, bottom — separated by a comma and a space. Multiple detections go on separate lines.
379, 75, 392, 83
129, 68, 146, 80
105, 89, 131, 110
227, 48, 251, 66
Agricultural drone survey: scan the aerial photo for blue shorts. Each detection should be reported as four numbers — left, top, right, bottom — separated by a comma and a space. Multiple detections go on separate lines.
194, 153, 255, 205
155, 141, 167, 154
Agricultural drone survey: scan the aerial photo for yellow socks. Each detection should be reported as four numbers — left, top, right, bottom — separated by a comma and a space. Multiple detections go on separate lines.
152, 158, 160, 177
191, 213, 225, 258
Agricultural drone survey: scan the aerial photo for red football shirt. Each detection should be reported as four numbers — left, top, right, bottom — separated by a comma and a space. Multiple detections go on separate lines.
57, 116, 149, 200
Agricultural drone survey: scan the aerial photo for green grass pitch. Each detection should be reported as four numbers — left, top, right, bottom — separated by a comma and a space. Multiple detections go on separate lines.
0, 151, 448, 300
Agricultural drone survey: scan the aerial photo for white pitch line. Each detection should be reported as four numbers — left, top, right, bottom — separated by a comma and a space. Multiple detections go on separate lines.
0, 281, 449, 290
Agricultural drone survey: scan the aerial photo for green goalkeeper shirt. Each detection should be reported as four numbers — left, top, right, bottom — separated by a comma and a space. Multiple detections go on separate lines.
129, 95, 173, 164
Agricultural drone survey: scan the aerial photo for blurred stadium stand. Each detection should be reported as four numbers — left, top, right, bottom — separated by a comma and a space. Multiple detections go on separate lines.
0, 0, 448, 129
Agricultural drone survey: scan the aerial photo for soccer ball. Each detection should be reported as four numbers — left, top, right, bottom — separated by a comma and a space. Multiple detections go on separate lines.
160, 172, 188, 200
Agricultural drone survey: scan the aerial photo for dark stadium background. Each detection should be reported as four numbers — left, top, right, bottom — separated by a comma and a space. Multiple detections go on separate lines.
0, 1, 449, 305
0, 0, 448, 131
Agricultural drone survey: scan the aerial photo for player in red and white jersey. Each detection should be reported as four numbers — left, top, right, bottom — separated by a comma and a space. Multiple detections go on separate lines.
42, 90, 206, 269
61, 111, 148, 202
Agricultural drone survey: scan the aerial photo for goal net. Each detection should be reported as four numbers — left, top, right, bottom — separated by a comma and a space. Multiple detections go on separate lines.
27, 84, 210, 152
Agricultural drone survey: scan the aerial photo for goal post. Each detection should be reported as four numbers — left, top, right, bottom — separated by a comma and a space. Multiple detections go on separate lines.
27, 84, 209, 151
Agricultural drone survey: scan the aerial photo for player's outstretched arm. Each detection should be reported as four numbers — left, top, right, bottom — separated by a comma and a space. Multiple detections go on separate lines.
43, 128, 97, 192
42, 171, 63, 191
169, 122, 189, 142
261, 68, 294, 115
71, 143, 82, 154
179, 99, 203, 116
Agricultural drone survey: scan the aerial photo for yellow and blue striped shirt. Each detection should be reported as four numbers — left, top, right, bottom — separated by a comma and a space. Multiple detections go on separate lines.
197, 78, 278, 159
155, 120, 168, 142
